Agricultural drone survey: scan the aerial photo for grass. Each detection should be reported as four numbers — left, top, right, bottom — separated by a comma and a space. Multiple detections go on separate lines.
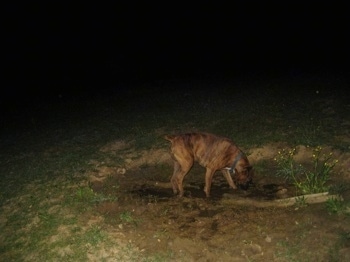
274, 217, 348, 261
325, 197, 350, 216
274, 146, 339, 195
275, 219, 313, 261
328, 231, 350, 261
1, 75, 350, 260
119, 211, 141, 226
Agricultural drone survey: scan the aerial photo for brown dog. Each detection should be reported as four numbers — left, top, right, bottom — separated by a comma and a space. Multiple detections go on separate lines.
165, 132, 253, 197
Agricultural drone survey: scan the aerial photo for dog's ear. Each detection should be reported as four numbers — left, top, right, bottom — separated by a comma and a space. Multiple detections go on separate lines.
243, 165, 253, 171
164, 135, 175, 142
244, 166, 254, 178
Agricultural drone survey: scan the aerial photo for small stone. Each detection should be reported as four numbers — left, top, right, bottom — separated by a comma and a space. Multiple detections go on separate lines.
276, 188, 288, 198
265, 236, 272, 243
117, 168, 126, 175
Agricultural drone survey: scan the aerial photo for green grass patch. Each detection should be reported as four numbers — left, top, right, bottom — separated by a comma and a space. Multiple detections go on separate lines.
325, 198, 350, 216
119, 211, 141, 226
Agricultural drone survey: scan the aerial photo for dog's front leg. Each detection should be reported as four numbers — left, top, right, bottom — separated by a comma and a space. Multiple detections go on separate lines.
204, 168, 216, 197
222, 169, 237, 190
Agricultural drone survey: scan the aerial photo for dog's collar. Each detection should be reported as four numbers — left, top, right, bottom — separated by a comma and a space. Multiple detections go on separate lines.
224, 151, 244, 174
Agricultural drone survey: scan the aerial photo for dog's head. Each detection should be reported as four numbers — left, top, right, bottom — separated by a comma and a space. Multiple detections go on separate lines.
235, 166, 253, 190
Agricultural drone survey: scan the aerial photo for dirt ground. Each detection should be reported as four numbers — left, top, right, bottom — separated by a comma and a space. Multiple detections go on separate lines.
89, 142, 350, 261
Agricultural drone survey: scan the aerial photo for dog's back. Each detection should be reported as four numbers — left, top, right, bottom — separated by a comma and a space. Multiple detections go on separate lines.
165, 133, 237, 162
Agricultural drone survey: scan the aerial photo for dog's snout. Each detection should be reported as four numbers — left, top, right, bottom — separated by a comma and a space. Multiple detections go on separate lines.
238, 181, 251, 191
239, 184, 249, 191
237, 177, 253, 191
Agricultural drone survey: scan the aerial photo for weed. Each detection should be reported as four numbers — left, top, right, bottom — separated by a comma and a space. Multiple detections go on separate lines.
275, 148, 304, 183
152, 229, 169, 241
146, 194, 159, 203
73, 186, 118, 210
329, 183, 349, 195
276, 240, 300, 262
328, 231, 350, 261
119, 211, 140, 225
275, 146, 338, 194
161, 207, 170, 216
97, 175, 120, 196
75, 186, 96, 202
275, 219, 315, 261
82, 225, 107, 246
304, 146, 338, 193
295, 196, 308, 208
325, 198, 344, 215
325, 198, 350, 216
142, 251, 175, 262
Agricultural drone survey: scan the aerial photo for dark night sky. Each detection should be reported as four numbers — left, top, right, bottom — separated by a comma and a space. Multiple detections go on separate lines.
3, 2, 350, 102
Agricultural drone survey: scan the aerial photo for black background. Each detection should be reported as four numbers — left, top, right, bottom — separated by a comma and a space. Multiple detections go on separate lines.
3, 2, 350, 102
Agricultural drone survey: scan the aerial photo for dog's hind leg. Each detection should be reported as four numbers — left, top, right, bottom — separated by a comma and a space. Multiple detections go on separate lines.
170, 162, 181, 195
170, 160, 192, 197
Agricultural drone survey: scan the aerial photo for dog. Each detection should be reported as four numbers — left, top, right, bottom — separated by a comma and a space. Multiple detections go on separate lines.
164, 132, 253, 197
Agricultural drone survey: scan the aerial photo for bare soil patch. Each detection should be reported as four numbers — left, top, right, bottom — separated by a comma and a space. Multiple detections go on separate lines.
87, 142, 350, 261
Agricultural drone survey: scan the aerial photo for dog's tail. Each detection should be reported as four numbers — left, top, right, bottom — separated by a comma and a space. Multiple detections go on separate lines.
164, 135, 175, 142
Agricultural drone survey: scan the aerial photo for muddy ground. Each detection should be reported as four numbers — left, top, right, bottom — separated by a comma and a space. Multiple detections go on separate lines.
85, 142, 350, 261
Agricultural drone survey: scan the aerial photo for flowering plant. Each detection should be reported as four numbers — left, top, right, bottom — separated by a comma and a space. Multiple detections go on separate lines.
274, 146, 338, 194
